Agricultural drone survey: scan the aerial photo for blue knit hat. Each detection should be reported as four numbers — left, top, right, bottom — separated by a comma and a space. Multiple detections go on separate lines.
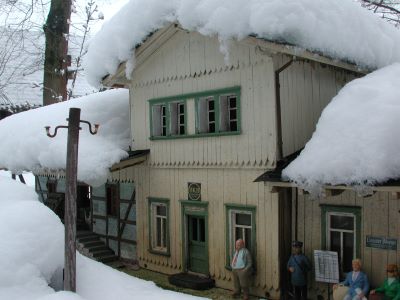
292, 240, 303, 248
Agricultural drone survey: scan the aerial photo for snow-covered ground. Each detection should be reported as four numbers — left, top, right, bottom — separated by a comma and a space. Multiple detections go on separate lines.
0, 175, 207, 300
84, 0, 400, 86
0, 89, 130, 186
283, 63, 400, 193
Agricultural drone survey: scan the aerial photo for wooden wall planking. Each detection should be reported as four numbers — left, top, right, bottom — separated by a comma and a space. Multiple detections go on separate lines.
130, 30, 277, 169
112, 165, 282, 296
296, 190, 400, 293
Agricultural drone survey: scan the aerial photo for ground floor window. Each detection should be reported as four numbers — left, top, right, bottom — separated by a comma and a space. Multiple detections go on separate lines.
225, 204, 256, 268
148, 198, 170, 255
321, 205, 361, 275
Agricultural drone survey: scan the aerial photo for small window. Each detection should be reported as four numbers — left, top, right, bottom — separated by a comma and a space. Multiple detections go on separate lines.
148, 198, 170, 255
321, 205, 361, 277
170, 102, 186, 135
196, 88, 240, 134
106, 184, 118, 217
46, 179, 57, 194
226, 205, 256, 268
151, 104, 167, 137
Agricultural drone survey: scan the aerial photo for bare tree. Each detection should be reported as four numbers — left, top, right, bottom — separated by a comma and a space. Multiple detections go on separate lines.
359, 0, 400, 26
42, 0, 72, 105
68, 0, 103, 99
0, 0, 46, 105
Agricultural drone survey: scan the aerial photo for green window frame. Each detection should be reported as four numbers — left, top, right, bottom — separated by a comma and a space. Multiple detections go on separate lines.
148, 197, 170, 256
321, 205, 361, 275
149, 99, 187, 138
225, 204, 256, 270
195, 86, 241, 135
148, 86, 241, 140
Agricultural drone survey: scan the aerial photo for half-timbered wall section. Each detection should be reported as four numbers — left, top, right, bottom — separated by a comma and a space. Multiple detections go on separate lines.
92, 181, 136, 261
295, 189, 400, 298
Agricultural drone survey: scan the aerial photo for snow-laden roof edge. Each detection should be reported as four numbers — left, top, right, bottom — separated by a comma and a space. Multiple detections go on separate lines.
282, 63, 400, 195
0, 89, 130, 186
84, 0, 400, 87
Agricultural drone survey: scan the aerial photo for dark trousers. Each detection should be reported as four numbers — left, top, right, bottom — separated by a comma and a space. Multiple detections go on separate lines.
293, 285, 307, 300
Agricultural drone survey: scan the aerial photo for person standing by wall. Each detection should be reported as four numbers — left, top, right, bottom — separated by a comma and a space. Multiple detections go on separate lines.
287, 241, 311, 300
231, 239, 253, 300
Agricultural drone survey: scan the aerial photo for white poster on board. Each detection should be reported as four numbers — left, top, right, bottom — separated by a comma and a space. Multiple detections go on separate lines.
314, 250, 339, 283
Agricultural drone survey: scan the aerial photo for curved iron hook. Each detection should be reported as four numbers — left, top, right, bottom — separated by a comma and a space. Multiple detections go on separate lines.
45, 125, 69, 138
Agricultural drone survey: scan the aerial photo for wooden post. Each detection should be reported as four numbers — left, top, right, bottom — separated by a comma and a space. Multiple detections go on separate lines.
64, 107, 80, 292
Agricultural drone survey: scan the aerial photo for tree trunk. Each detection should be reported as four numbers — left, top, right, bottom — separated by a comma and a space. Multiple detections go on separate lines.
43, 0, 72, 106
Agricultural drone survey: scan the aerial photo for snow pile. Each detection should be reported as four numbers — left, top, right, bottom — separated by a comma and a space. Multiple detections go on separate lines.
283, 63, 400, 192
84, 0, 400, 86
0, 176, 64, 300
0, 176, 208, 300
0, 89, 130, 186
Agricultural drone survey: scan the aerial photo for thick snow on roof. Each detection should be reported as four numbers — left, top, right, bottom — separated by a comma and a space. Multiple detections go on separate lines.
283, 63, 400, 192
0, 89, 130, 186
84, 0, 400, 86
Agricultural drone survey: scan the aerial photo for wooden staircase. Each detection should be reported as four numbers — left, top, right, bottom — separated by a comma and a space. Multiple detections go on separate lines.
76, 230, 118, 263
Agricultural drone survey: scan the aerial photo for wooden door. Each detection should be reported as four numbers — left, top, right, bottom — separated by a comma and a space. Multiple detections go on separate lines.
188, 215, 208, 274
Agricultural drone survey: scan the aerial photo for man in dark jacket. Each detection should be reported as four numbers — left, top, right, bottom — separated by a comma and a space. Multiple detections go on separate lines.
287, 241, 311, 300
231, 239, 253, 300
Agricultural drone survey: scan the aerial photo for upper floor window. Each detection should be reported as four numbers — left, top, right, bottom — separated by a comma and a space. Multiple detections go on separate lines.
151, 101, 186, 137
197, 88, 240, 134
149, 86, 240, 139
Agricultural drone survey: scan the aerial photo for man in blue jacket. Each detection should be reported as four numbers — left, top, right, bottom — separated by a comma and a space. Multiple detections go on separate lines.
334, 259, 369, 300
287, 241, 312, 300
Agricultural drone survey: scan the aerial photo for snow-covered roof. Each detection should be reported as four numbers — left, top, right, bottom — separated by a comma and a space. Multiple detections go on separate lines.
0, 89, 130, 186
282, 63, 400, 193
84, 0, 400, 86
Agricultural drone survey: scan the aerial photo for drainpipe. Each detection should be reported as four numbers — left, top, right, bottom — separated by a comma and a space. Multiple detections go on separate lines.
275, 59, 294, 160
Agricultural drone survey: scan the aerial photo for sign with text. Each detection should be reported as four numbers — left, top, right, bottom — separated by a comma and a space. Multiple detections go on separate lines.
366, 236, 397, 250
314, 250, 339, 283
188, 182, 201, 201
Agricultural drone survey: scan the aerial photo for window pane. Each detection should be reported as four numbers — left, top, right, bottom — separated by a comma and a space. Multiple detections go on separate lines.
162, 218, 167, 247
229, 96, 237, 108
235, 227, 244, 240
230, 110, 237, 120
208, 112, 215, 122
236, 213, 251, 226
179, 115, 185, 124
331, 215, 354, 230
199, 218, 205, 242
245, 228, 252, 250
179, 125, 185, 135
192, 218, 198, 241
157, 205, 166, 216
209, 123, 215, 133
179, 103, 184, 113
208, 100, 214, 110
330, 231, 341, 253
343, 232, 354, 273
156, 218, 162, 247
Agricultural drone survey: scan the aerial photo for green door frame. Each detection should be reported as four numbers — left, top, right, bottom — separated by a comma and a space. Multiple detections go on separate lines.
180, 200, 209, 275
